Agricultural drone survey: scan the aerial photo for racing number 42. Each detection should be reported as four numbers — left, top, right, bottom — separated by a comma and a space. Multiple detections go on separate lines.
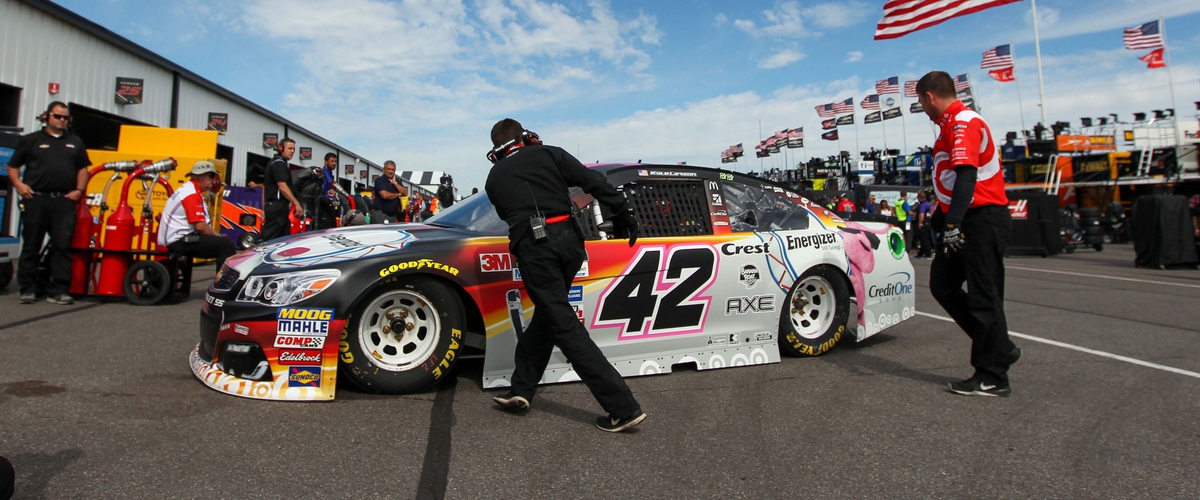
594, 245, 718, 338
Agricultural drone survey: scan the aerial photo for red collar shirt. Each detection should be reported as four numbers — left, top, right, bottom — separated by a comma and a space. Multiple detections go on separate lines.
932, 100, 1008, 210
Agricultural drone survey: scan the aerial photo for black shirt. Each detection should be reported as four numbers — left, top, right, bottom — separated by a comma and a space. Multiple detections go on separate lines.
7, 129, 90, 192
484, 144, 626, 243
373, 175, 401, 215
263, 155, 296, 203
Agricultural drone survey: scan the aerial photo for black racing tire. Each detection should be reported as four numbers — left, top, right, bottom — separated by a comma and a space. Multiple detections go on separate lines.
339, 275, 466, 394
124, 260, 172, 305
236, 232, 258, 250
0, 261, 12, 291
779, 265, 851, 357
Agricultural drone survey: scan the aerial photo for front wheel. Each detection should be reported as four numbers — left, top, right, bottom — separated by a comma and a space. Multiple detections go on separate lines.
338, 276, 466, 394
779, 265, 850, 357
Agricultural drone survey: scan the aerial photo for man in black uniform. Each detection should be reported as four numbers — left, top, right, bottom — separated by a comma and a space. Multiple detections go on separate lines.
372, 160, 406, 223
261, 138, 305, 242
484, 119, 646, 432
6, 102, 90, 305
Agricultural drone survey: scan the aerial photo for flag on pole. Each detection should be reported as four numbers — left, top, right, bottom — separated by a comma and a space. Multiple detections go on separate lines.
883, 108, 903, 120
787, 128, 804, 148
832, 97, 854, 114
815, 103, 837, 118
836, 114, 855, 126
874, 0, 1022, 40
954, 74, 971, 92
988, 67, 1015, 82
876, 76, 900, 95
1139, 48, 1166, 69
1124, 20, 1164, 50
774, 130, 789, 141
822, 118, 837, 130
861, 94, 881, 110
821, 130, 839, 141
981, 44, 1014, 69
904, 80, 919, 97
732, 143, 744, 156
864, 111, 882, 124
910, 102, 924, 114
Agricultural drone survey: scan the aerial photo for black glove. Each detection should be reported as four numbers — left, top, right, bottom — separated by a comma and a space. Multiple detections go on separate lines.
942, 223, 965, 253
613, 207, 639, 247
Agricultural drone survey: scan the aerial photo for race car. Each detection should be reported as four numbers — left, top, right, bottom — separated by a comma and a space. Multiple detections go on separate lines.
192, 163, 916, 401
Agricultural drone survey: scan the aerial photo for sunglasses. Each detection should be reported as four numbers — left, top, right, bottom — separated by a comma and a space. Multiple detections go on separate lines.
51, 113, 70, 120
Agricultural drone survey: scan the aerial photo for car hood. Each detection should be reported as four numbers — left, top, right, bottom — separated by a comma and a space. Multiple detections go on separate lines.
223, 223, 488, 277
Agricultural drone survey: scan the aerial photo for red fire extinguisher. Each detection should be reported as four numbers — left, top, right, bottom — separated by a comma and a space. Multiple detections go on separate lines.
69, 160, 140, 295
95, 158, 176, 297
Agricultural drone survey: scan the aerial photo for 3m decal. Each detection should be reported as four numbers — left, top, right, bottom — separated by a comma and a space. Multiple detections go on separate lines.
379, 259, 459, 277
278, 350, 322, 365
480, 253, 515, 272
594, 245, 718, 339
725, 295, 776, 315
287, 366, 321, 387
276, 307, 333, 335
274, 335, 326, 349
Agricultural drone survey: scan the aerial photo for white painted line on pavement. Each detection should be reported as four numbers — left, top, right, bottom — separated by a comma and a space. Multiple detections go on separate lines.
1006, 266, 1200, 289
915, 311, 1200, 380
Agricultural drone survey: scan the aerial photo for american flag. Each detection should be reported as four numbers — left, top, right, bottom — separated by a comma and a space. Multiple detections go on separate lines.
981, 44, 1013, 69
861, 94, 881, 110
954, 74, 971, 92
774, 130, 789, 141
815, 103, 837, 118
1124, 21, 1163, 50
904, 80, 919, 98
732, 143, 744, 155
788, 128, 804, 139
832, 97, 854, 114
874, 0, 1022, 40
766, 136, 778, 147
876, 76, 900, 95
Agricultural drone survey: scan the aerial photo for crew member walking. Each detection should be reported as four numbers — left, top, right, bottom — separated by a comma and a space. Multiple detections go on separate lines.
261, 138, 304, 242
917, 71, 1020, 396
484, 118, 646, 432
6, 102, 90, 305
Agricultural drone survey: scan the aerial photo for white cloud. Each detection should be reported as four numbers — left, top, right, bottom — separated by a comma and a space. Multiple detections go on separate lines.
1024, 6, 1059, 29
760, 49, 806, 69
715, 13, 728, 26
845, 51, 863, 63
734, 1, 869, 37
1007, 0, 1200, 43
803, 2, 869, 29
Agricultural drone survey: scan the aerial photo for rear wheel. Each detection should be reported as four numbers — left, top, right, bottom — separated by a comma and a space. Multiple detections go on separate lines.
339, 276, 466, 394
779, 265, 850, 357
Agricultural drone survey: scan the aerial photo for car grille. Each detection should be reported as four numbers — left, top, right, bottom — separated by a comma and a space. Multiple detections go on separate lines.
212, 266, 239, 291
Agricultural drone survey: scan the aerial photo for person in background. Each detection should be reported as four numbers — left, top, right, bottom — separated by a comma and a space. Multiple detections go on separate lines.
836, 194, 856, 213
315, 153, 339, 230
261, 138, 304, 241
157, 161, 237, 270
6, 101, 90, 305
372, 160, 407, 223
915, 191, 933, 258
863, 194, 876, 214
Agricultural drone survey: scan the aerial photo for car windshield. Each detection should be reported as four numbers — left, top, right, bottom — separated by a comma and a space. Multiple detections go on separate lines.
423, 193, 508, 235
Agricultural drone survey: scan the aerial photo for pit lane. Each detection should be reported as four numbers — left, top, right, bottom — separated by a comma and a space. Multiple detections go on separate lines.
1, 243, 1197, 498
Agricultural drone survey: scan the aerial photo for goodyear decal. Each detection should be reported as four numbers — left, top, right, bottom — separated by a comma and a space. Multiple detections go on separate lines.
276, 307, 333, 336
380, 259, 460, 278
287, 366, 321, 388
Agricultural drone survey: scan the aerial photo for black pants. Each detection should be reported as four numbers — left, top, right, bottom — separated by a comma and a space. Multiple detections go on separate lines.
17, 195, 76, 296
167, 234, 237, 271
0, 455, 12, 500
508, 222, 640, 419
930, 206, 1017, 385
260, 200, 291, 242
917, 222, 933, 257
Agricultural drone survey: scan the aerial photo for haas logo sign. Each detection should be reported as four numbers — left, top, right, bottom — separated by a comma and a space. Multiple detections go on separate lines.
1008, 200, 1029, 220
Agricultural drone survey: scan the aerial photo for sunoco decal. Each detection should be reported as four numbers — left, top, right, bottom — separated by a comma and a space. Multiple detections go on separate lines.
287, 366, 321, 388
277, 308, 333, 335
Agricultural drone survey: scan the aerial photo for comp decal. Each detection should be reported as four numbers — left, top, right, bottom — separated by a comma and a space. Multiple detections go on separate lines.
592, 244, 718, 339
261, 228, 416, 268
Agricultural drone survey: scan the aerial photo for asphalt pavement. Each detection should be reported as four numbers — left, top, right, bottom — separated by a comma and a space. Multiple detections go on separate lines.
1, 243, 1198, 499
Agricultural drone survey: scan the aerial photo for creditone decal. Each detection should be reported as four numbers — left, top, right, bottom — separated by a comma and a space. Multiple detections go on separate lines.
277, 308, 333, 335
274, 335, 326, 349
261, 228, 415, 268
593, 244, 719, 339
868, 272, 914, 301
379, 259, 459, 277
739, 264, 760, 289
278, 350, 322, 365
724, 295, 776, 315
288, 366, 322, 388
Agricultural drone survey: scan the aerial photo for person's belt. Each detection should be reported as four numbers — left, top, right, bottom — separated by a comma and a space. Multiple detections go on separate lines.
33, 191, 71, 197
546, 214, 571, 224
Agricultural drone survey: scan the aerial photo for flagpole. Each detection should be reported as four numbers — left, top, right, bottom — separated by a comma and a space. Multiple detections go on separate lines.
1009, 41, 1029, 140
898, 96, 909, 155
1031, 0, 1049, 129
853, 121, 861, 177
759, 119, 763, 173
1160, 16, 1182, 177
881, 115, 889, 153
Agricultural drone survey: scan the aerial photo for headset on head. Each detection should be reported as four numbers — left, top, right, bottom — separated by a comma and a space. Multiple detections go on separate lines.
38, 102, 72, 125
486, 129, 541, 164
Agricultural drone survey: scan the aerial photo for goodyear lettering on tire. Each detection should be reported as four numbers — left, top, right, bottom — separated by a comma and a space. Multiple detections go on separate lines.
431, 328, 462, 379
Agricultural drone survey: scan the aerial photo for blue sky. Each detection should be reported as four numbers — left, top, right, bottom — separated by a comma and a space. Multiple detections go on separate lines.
61, 0, 1200, 191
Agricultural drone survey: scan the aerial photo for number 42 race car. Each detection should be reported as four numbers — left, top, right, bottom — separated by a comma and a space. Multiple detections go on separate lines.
192, 163, 916, 401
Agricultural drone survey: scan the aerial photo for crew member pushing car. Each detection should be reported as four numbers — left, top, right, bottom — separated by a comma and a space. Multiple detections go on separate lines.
261, 138, 304, 241
917, 71, 1021, 397
484, 118, 646, 432
158, 161, 237, 270
6, 101, 90, 305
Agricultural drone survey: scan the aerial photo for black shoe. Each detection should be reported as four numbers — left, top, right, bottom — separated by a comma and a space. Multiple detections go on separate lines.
595, 412, 647, 433
948, 377, 1011, 397
1007, 347, 1022, 366
493, 394, 529, 412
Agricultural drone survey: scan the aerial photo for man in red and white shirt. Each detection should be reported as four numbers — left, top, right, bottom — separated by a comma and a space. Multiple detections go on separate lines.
917, 71, 1020, 397
157, 161, 236, 270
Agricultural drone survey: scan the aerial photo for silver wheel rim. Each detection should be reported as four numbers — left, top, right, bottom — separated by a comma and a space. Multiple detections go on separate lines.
788, 275, 836, 340
357, 289, 441, 372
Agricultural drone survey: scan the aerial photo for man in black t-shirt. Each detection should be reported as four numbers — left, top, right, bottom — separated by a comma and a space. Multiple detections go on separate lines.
5, 102, 91, 305
261, 138, 305, 242
372, 160, 406, 223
